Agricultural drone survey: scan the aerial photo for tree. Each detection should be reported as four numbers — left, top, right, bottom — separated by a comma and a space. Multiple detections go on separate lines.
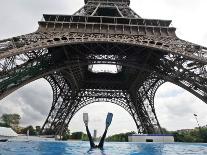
161, 128, 170, 134
62, 129, 70, 141
43, 128, 56, 135
20, 126, 36, 136
35, 126, 41, 135
82, 133, 89, 141
106, 131, 136, 142
0, 114, 21, 129
70, 132, 85, 140
171, 128, 207, 143
0, 122, 9, 127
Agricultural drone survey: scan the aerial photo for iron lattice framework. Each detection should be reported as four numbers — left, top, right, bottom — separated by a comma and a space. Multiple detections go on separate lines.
0, 0, 207, 136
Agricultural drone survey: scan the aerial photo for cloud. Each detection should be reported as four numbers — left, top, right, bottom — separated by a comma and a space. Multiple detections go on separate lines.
163, 0, 201, 9
156, 83, 184, 98
131, 0, 207, 47
155, 83, 207, 131
0, 79, 52, 127
0, 0, 84, 39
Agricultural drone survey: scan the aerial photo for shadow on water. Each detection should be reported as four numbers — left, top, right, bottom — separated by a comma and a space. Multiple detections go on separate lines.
85, 142, 165, 155
86, 148, 106, 155
135, 143, 164, 155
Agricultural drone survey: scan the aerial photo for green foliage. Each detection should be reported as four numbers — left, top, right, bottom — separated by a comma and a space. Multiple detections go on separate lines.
201, 128, 207, 143
43, 128, 56, 135
62, 129, 70, 141
106, 133, 127, 142
161, 128, 170, 134
60, 131, 89, 141
0, 114, 21, 129
81, 133, 89, 141
20, 125, 37, 136
35, 126, 41, 135
106, 131, 136, 142
169, 127, 207, 143
0, 122, 10, 127
69, 132, 84, 140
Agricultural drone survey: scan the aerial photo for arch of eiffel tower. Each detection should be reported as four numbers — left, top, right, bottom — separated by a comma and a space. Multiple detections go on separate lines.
0, 0, 207, 136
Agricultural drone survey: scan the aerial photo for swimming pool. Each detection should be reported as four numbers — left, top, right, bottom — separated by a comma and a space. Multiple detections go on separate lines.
0, 140, 207, 155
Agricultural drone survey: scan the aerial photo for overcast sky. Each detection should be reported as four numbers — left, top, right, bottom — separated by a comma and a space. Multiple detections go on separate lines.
0, 0, 207, 136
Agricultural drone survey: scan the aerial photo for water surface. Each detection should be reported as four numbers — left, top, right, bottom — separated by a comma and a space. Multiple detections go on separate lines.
0, 140, 207, 155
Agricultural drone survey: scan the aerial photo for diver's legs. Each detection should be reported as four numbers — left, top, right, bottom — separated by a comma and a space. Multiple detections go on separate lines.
85, 125, 96, 148
98, 113, 113, 148
98, 127, 108, 148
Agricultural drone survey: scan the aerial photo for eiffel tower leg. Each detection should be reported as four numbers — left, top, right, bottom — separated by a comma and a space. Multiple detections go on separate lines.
130, 91, 154, 134
41, 74, 75, 136
144, 79, 164, 133
128, 78, 164, 134
125, 94, 142, 133
54, 97, 77, 138
139, 79, 164, 133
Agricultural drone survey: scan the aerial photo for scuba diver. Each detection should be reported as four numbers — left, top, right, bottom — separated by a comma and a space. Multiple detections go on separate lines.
83, 112, 113, 149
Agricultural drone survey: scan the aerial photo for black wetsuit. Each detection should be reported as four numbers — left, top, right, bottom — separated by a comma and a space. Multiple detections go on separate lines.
85, 125, 108, 149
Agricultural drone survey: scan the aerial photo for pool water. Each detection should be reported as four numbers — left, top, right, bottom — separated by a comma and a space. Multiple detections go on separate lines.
0, 140, 207, 155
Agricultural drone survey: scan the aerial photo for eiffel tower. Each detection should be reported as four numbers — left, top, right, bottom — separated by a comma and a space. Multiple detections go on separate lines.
0, 0, 207, 136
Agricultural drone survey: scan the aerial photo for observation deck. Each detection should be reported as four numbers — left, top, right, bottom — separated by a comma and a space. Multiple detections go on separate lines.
85, 0, 130, 5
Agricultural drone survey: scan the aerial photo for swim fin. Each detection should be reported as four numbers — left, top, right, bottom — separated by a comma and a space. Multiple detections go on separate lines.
83, 113, 89, 126
106, 113, 113, 127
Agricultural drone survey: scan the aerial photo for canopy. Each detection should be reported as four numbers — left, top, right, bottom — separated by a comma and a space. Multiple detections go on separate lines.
0, 127, 18, 137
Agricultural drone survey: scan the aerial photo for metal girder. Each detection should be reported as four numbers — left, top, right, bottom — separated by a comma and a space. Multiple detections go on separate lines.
41, 74, 74, 135
41, 78, 163, 134
79, 1, 138, 18
1, 32, 206, 64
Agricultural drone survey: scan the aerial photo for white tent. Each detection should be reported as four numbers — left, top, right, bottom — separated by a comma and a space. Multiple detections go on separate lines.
0, 127, 18, 137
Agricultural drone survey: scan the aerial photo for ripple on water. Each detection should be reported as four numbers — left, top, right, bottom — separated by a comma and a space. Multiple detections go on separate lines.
0, 141, 207, 155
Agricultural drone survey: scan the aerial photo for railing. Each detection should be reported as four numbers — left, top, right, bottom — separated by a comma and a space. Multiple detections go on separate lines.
41, 14, 171, 27
85, 0, 130, 5
0, 40, 14, 52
